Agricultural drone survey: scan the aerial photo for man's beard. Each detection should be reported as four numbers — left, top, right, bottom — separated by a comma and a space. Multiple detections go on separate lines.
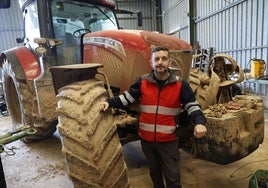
154, 66, 168, 77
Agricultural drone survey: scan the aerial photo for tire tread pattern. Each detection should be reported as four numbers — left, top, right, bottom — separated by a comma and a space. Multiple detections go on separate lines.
57, 79, 129, 188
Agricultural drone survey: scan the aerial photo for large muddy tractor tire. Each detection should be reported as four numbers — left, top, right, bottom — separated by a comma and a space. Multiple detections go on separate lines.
2, 59, 57, 141
56, 79, 129, 188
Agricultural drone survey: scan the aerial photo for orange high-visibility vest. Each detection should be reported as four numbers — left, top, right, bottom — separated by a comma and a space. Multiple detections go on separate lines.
139, 79, 182, 142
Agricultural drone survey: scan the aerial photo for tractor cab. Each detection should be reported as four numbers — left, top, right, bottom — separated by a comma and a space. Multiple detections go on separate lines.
18, 0, 119, 66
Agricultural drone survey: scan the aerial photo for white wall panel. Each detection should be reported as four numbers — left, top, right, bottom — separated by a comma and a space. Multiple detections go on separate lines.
0, 1, 23, 52
195, 0, 268, 64
161, 0, 190, 41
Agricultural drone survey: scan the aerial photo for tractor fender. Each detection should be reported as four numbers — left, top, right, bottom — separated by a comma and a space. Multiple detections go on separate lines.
0, 46, 40, 81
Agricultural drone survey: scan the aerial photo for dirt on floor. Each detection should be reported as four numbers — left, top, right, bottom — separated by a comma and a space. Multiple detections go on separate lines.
0, 116, 72, 188
0, 111, 268, 188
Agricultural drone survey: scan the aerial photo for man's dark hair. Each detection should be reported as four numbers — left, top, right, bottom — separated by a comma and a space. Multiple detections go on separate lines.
151, 46, 169, 54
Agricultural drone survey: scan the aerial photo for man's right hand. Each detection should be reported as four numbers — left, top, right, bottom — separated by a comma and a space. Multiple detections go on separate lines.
99, 101, 109, 112
194, 124, 207, 138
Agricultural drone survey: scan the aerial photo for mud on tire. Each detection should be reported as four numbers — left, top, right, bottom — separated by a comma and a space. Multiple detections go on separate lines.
56, 79, 129, 188
2, 59, 57, 141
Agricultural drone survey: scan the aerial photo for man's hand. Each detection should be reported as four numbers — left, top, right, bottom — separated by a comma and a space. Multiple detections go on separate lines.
194, 124, 207, 138
99, 101, 109, 112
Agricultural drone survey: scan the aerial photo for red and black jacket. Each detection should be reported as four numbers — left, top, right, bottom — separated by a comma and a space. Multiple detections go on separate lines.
107, 70, 206, 142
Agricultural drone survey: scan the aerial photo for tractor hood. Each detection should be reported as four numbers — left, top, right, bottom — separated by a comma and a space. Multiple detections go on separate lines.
82, 30, 192, 92
83, 29, 192, 64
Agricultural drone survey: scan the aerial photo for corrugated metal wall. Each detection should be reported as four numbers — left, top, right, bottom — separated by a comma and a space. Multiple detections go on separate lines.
116, 0, 154, 31
0, 1, 23, 52
161, 0, 268, 96
195, 0, 268, 67
161, 0, 190, 40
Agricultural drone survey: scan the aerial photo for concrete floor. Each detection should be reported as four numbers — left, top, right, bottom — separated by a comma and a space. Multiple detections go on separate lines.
0, 110, 267, 188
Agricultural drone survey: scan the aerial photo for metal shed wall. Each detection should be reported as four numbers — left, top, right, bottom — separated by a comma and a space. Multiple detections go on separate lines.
195, 0, 268, 69
161, 0, 190, 41
161, 0, 268, 96
0, 1, 23, 52
116, 0, 155, 31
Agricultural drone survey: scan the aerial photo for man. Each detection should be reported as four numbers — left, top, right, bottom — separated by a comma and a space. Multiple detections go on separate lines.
100, 46, 207, 188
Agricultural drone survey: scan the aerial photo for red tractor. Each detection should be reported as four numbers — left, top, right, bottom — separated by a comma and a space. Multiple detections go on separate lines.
0, 0, 192, 186
0, 0, 264, 187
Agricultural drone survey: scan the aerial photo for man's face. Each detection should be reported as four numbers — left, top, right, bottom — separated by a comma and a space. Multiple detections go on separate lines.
150, 50, 170, 75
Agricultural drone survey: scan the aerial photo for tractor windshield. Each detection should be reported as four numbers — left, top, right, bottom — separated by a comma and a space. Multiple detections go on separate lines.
50, 0, 118, 65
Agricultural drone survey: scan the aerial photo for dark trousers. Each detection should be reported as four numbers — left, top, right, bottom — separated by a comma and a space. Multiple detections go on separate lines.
141, 139, 181, 188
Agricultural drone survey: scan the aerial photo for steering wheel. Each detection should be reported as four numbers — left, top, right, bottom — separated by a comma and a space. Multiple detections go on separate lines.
72, 29, 91, 38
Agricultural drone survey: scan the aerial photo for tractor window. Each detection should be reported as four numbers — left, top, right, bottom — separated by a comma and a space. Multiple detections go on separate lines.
50, 0, 118, 65
24, 2, 40, 49
51, 1, 118, 34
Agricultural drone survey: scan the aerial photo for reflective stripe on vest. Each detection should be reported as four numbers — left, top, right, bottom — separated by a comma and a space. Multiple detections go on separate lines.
140, 104, 181, 116
139, 123, 176, 134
